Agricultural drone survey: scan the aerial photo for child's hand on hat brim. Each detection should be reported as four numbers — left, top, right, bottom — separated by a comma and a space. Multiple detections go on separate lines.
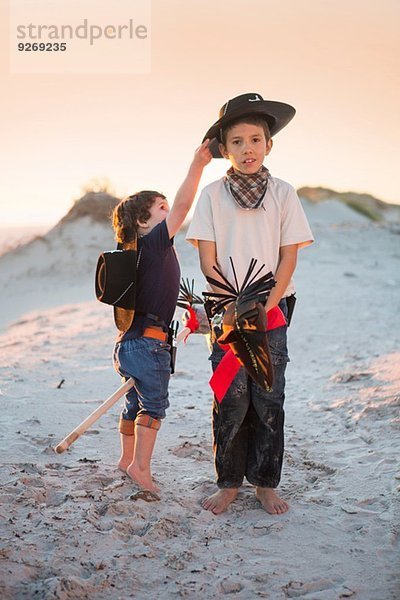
194, 138, 212, 167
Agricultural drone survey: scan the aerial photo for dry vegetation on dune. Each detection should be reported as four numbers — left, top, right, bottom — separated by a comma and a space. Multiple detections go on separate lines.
59, 191, 120, 226
298, 186, 400, 222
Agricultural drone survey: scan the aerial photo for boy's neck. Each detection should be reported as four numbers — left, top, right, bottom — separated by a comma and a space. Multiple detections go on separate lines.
231, 165, 266, 177
137, 227, 150, 237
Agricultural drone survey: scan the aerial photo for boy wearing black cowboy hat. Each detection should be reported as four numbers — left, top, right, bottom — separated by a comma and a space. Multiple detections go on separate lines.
186, 93, 314, 514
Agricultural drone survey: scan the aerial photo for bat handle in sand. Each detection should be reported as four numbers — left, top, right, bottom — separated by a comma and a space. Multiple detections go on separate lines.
55, 328, 192, 454
54, 378, 135, 454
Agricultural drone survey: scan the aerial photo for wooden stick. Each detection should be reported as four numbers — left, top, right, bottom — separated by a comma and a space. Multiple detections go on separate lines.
55, 328, 193, 454
54, 378, 135, 454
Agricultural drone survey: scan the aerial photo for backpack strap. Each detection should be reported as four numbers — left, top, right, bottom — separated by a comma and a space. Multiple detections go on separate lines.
114, 236, 163, 330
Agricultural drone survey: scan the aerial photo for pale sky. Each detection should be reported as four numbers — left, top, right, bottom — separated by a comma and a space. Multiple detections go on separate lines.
1, 0, 399, 226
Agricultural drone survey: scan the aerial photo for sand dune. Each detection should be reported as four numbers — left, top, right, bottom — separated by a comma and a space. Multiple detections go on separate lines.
0, 198, 399, 599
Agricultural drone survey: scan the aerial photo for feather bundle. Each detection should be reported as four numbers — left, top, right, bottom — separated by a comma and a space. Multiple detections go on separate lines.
177, 278, 203, 310
177, 278, 210, 335
203, 258, 276, 391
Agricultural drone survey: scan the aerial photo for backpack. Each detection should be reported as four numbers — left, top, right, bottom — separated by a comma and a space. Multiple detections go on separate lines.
95, 237, 142, 331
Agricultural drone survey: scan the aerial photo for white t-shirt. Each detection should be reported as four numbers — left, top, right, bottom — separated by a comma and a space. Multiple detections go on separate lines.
186, 175, 314, 296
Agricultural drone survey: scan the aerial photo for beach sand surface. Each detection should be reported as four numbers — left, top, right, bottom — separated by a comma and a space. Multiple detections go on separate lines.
0, 202, 399, 599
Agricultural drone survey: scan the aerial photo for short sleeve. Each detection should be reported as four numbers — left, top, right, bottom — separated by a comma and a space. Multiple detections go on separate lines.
186, 188, 216, 248
143, 220, 172, 253
280, 186, 314, 249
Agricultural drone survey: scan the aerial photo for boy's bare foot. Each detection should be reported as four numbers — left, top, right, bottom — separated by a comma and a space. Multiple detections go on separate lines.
118, 432, 135, 473
255, 487, 289, 514
118, 458, 131, 473
126, 463, 160, 494
202, 488, 238, 514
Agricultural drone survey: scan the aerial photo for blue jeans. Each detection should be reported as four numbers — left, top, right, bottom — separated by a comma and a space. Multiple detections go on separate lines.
209, 298, 290, 489
113, 337, 171, 421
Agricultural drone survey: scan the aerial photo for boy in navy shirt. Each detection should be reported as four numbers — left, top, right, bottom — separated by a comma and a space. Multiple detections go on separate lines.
113, 140, 211, 497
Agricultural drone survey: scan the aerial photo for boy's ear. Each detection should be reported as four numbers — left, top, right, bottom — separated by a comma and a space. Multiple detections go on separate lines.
219, 142, 229, 159
265, 138, 273, 156
137, 218, 148, 229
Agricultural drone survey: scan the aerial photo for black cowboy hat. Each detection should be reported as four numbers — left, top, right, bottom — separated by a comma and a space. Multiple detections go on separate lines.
95, 243, 138, 332
203, 92, 296, 158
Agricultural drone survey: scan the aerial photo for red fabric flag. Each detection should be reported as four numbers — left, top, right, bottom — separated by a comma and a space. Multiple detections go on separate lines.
185, 307, 199, 333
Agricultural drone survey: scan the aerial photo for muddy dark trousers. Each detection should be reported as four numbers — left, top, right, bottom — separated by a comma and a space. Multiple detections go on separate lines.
209, 299, 289, 489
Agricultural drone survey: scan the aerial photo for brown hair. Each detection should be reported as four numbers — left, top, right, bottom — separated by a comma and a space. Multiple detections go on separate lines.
220, 115, 271, 147
112, 191, 165, 244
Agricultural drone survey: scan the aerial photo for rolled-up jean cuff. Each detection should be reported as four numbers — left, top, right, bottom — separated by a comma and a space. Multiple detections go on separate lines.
136, 415, 161, 430
119, 417, 135, 436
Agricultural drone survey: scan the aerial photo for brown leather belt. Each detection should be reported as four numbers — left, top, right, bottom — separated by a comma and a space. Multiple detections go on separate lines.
142, 327, 168, 342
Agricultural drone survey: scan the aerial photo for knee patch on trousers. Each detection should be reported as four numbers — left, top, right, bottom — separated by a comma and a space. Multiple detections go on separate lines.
136, 415, 161, 430
119, 417, 135, 436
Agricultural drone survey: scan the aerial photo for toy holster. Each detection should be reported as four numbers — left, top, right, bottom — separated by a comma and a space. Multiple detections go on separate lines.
286, 294, 297, 326
168, 321, 178, 374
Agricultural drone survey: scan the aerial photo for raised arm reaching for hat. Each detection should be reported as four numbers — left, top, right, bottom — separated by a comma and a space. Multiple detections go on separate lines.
166, 139, 212, 238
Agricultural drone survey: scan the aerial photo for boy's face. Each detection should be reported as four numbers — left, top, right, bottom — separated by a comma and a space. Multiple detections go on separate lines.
219, 122, 273, 174
139, 196, 170, 232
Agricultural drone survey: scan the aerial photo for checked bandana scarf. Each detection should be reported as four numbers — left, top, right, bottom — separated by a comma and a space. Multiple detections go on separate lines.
225, 165, 270, 210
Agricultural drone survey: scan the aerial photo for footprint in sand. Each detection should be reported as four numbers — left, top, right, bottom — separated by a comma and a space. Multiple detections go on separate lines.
31, 435, 54, 446
170, 440, 212, 462
283, 578, 354, 598
129, 489, 160, 502
302, 459, 337, 476
45, 488, 68, 508
331, 371, 372, 384
25, 418, 41, 425
19, 464, 44, 476
341, 495, 390, 516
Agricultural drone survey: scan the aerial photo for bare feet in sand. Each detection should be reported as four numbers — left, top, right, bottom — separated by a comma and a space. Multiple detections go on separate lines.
202, 488, 238, 514
118, 458, 131, 473
126, 463, 160, 494
118, 433, 135, 473
255, 487, 289, 514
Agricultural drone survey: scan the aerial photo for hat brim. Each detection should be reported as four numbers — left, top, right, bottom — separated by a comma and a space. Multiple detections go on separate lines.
203, 100, 296, 158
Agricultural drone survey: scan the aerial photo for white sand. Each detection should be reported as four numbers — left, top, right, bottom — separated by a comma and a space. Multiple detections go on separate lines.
0, 204, 399, 599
